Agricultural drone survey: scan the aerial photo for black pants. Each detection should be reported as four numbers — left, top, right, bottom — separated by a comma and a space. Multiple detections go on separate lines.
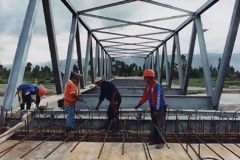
150, 105, 167, 144
18, 90, 31, 110
106, 97, 121, 131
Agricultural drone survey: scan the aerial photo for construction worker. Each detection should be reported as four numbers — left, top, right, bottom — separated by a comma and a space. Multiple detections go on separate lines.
134, 69, 167, 149
95, 77, 121, 132
63, 71, 81, 132
17, 83, 47, 110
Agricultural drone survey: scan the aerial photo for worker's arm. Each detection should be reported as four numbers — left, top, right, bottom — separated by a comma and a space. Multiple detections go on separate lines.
135, 87, 148, 109
70, 93, 80, 101
95, 100, 103, 110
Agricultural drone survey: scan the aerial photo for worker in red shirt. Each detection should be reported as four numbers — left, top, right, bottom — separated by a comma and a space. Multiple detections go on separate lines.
134, 69, 167, 149
63, 71, 81, 132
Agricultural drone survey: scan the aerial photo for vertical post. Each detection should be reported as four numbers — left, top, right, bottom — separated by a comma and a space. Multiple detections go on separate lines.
169, 37, 176, 88
63, 15, 78, 87
94, 43, 100, 79
75, 21, 84, 89
183, 22, 197, 94
195, 16, 213, 96
213, 0, 240, 108
156, 49, 161, 82
174, 33, 184, 90
100, 47, 104, 77
42, 0, 63, 94
160, 47, 165, 84
102, 52, 106, 79
151, 54, 154, 69
163, 43, 170, 86
89, 40, 94, 83
3, 0, 40, 110
84, 32, 92, 86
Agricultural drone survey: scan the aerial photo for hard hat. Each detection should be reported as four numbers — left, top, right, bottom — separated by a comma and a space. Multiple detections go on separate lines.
94, 77, 103, 83
143, 69, 155, 77
70, 71, 82, 79
38, 85, 47, 97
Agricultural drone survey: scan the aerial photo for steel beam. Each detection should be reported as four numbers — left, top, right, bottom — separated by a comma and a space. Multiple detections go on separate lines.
147, 0, 218, 57
89, 39, 94, 83
84, 32, 92, 86
195, 16, 213, 96
183, 22, 197, 94
42, 0, 63, 94
3, 0, 40, 110
83, 13, 173, 32
94, 14, 190, 31
76, 21, 84, 89
168, 37, 176, 88
213, 0, 240, 108
63, 15, 78, 87
139, 0, 193, 14
160, 47, 164, 84
94, 43, 100, 79
156, 49, 161, 82
174, 33, 184, 90
163, 43, 170, 86
100, 47, 104, 77
78, 0, 137, 14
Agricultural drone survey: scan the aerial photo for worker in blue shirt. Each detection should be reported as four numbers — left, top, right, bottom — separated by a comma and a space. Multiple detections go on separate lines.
17, 83, 46, 110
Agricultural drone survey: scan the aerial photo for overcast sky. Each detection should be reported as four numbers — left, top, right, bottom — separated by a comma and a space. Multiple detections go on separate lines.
0, 0, 239, 65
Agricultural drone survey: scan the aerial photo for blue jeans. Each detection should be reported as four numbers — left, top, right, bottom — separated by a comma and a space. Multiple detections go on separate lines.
64, 106, 75, 128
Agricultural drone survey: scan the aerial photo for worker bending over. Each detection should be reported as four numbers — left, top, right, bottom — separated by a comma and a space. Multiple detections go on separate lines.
95, 77, 121, 132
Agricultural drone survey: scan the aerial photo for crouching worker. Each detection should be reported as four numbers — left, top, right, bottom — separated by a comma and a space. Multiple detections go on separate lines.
63, 71, 81, 132
95, 77, 121, 132
134, 69, 167, 149
17, 83, 46, 110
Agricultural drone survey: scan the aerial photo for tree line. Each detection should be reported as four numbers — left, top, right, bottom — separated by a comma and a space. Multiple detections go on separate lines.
0, 57, 240, 84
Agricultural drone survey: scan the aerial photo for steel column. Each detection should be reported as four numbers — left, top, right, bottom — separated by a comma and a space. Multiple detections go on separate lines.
160, 47, 165, 84
89, 39, 94, 83
84, 32, 92, 86
100, 47, 104, 77
195, 16, 213, 96
76, 21, 84, 89
42, 0, 63, 94
168, 37, 176, 88
3, 0, 40, 110
156, 49, 161, 82
213, 0, 240, 108
163, 43, 170, 86
183, 22, 197, 94
94, 43, 100, 79
63, 15, 78, 87
151, 54, 154, 70
174, 33, 184, 90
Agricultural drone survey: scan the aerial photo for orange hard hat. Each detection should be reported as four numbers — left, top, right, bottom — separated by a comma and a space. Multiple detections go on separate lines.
143, 69, 155, 77
38, 85, 47, 97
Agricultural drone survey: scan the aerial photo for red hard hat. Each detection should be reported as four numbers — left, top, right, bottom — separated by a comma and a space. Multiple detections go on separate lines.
38, 85, 47, 97
143, 69, 155, 77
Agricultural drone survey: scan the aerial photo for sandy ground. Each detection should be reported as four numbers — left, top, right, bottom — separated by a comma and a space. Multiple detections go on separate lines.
0, 141, 239, 160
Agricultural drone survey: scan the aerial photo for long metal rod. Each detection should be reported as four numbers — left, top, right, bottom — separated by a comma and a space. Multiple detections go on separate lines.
70, 133, 87, 152
43, 136, 70, 159
97, 120, 113, 159
20, 132, 57, 159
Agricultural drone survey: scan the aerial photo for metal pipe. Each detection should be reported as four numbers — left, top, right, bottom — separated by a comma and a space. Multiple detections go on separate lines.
70, 133, 87, 152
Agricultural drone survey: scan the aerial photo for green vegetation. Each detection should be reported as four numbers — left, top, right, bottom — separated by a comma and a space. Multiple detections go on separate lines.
0, 57, 240, 95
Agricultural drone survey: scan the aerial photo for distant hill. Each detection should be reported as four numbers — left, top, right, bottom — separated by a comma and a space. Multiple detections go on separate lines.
4, 53, 240, 71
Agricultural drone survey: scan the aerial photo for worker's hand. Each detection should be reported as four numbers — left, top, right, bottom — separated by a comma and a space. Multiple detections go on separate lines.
134, 105, 139, 110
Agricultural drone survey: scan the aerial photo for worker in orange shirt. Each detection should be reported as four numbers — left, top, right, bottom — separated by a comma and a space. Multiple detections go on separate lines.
134, 69, 167, 149
63, 71, 81, 132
